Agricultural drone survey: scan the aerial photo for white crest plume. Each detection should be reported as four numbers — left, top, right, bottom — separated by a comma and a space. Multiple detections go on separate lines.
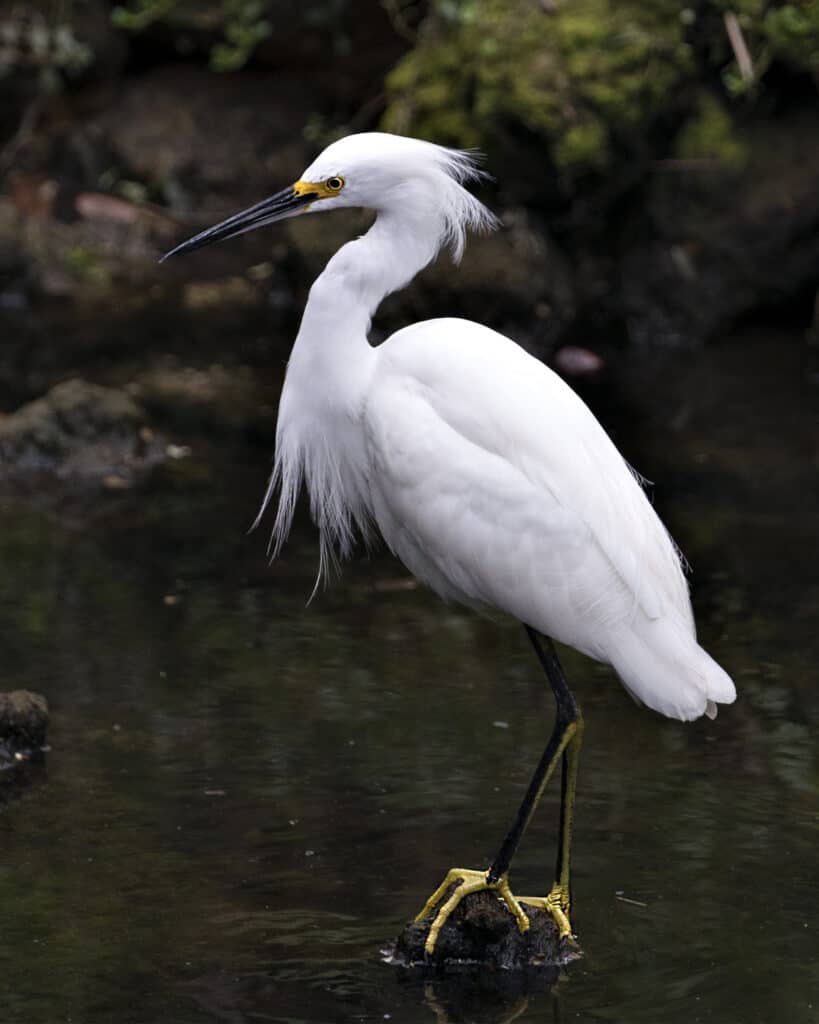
408, 142, 500, 261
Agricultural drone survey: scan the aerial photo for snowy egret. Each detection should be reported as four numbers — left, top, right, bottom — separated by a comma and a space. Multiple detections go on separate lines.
163, 132, 736, 954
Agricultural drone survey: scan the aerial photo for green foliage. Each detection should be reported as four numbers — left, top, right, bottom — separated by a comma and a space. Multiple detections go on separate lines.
709, 0, 819, 70
383, 0, 819, 182
111, 0, 272, 71
0, 7, 93, 91
765, 1, 819, 71
674, 92, 747, 165
383, 0, 696, 178
110, 0, 179, 32
707, 0, 819, 94
209, 2, 271, 71
555, 119, 610, 172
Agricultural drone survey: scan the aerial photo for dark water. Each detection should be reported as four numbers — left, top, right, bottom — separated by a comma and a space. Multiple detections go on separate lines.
0, 329, 817, 1023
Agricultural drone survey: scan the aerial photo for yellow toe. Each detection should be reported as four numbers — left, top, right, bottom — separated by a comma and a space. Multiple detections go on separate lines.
519, 882, 573, 938
415, 869, 534, 956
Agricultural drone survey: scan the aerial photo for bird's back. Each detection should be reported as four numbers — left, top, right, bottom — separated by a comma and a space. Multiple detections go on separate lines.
363, 317, 735, 721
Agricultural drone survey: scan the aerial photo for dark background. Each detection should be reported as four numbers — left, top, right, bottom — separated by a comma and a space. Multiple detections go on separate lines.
0, 5, 818, 1024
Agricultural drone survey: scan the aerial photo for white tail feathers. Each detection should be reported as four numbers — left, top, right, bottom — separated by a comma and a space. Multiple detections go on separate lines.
605, 616, 737, 722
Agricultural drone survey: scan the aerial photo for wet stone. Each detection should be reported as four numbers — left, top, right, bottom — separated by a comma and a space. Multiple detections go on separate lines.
389, 889, 581, 971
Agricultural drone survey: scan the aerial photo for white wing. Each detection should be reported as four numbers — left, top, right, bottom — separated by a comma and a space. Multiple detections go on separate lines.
363, 318, 735, 721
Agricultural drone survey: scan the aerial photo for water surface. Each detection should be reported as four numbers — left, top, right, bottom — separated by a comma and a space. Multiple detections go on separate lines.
0, 327, 816, 1023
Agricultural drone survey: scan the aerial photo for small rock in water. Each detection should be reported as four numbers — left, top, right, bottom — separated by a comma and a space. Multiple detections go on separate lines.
0, 690, 49, 768
388, 888, 581, 971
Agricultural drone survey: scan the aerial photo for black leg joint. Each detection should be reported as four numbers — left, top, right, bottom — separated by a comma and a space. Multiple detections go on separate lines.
525, 626, 579, 724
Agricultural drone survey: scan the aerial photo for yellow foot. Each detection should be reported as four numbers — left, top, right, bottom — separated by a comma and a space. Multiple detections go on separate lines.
414, 868, 531, 956
518, 882, 574, 940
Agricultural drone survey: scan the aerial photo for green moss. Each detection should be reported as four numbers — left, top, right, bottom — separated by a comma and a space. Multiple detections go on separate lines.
555, 119, 610, 172
765, 1, 819, 72
383, 0, 819, 186
674, 93, 747, 166
112, 0, 272, 71
64, 245, 112, 287
383, 0, 696, 178
111, 0, 179, 32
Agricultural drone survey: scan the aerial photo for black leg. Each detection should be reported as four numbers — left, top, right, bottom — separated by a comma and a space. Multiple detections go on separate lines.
414, 626, 584, 953
487, 627, 582, 891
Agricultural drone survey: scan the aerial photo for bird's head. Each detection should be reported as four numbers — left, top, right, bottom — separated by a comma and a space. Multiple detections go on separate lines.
161, 132, 497, 263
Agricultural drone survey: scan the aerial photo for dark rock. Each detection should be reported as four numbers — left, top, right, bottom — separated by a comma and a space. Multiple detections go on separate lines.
90, 66, 313, 204
389, 889, 581, 971
0, 690, 48, 768
619, 110, 819, 348
0, 378, 164, 483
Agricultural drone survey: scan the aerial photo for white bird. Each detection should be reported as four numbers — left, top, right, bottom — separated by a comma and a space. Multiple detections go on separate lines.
163, 131, 736, 956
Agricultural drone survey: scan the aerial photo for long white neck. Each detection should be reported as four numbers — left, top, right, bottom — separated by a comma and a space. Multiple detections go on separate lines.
293, 199, 444, 373
261, 201, 445, 578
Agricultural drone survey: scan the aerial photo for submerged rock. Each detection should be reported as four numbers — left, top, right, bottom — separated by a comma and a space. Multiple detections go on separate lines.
389, 889, 580, 971
0, 378, 164, 484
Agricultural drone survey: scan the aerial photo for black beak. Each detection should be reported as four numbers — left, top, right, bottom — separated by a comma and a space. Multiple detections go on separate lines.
160, 185, 319, 262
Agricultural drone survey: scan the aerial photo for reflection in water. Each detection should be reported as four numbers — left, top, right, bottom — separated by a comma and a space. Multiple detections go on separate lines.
0, 329, 817, 1023
417, 972, 558, 1024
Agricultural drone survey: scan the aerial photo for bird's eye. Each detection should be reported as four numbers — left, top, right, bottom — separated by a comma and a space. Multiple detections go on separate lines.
325, 176, 344, 192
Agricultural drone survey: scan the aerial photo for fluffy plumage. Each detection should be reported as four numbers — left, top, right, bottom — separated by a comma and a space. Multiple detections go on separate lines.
258, 131, 735, 721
